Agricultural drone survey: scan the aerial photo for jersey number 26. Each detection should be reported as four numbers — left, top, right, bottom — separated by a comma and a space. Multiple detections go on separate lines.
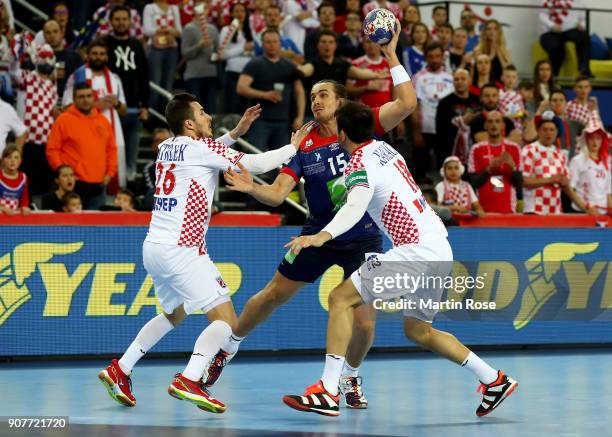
155, 163, 176, 195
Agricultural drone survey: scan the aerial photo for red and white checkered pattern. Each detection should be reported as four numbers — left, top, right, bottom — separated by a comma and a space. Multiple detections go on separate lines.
155, 12, 175, 29
566, 100, 592, 126
381, 192, 420, 246
498, 90, 523, 117
0, 197, 18, 210
345, 148, 365, 174
200, 137, 244, 165
93, 5, 144, 39
521, 142, 569, 214
93, 4, 143, 38
20, 70, 57, 144
178, 179, 209, 253
0, 171, 27, 211
441, 181, 472, 209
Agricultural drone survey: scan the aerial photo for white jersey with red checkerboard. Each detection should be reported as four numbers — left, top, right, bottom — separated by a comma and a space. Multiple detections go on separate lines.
145, 136, 244, 252
521, 141, 569, 214
344, 140, 447, 247
18, 69, 57, 144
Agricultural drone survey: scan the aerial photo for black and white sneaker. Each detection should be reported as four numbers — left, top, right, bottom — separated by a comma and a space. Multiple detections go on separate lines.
283, 380, 340, 417
476, 370, 518, 417
340, 376, 368, 409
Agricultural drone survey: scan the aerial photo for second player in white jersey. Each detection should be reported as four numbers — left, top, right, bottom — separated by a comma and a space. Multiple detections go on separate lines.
339, 139, 447, 247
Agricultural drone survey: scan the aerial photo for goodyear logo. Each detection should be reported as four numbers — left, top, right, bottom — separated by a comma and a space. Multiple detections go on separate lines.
0, 242, 242, 327
1, 241, 610, 331
318, 242, 611, 330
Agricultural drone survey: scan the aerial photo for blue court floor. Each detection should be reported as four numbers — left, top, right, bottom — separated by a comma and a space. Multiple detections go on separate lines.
0, 349, 611, 437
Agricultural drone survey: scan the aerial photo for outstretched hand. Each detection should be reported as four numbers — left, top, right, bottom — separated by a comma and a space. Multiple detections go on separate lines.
224, 162, 254, 193
290, 120, 317, 149
284, 233, 329, 255
232, 104, 263, 138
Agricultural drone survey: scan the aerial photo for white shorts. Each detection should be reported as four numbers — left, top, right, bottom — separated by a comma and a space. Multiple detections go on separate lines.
143, 241, 230, 315
350, 236, 453, 322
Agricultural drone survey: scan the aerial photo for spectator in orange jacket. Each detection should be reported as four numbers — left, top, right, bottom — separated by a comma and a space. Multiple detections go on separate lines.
46, 83, 117, 209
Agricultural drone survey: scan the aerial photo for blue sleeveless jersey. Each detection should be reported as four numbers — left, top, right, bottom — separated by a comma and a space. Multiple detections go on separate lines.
280, 109, 385, 240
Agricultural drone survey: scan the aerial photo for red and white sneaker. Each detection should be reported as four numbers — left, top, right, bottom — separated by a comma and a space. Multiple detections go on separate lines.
168, 373, 226, 413
283, 380, 340, 417
98, 358, 136, 407
340, 376, 368, 409
476, 370, 518, 417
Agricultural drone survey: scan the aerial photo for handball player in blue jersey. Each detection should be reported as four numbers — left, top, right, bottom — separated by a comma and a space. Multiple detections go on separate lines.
204, 19, 416, 408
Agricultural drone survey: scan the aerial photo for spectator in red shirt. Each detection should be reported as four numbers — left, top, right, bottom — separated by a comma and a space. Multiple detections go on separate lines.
0, 145, 30, 215
347, 38, 392, 108
468, 111, 522, 213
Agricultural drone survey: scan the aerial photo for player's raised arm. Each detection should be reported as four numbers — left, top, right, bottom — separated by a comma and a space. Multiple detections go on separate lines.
216, 104, 263, 146
377, 18, 418, 133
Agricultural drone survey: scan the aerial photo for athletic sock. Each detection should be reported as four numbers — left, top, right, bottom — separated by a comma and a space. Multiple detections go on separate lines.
119, 314, 174, 375
222, 334, 244, 355
182, 320, 233, 381
340, 362, 360, 379
461, 351, 498, 384
321, 354, 345, 395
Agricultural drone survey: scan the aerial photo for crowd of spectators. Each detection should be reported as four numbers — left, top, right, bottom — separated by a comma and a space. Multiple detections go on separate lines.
0, 0, 610, 219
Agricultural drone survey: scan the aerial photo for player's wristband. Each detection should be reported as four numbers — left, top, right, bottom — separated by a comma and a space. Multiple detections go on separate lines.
390, 65, 411, 86
216, 132, 237, 146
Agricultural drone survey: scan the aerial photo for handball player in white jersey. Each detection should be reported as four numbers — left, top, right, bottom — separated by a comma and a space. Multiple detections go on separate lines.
282, 101, 518, 418
98, 94, 309, 413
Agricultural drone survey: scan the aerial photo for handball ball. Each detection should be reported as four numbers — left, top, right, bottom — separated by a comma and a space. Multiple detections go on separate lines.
363, 8, 397, 45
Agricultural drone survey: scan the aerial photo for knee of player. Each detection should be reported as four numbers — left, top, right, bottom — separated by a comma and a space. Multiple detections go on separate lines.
327, 287, 348, 310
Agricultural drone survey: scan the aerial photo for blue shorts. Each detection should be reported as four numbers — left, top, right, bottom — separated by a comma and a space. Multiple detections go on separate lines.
277, 234, 383, 283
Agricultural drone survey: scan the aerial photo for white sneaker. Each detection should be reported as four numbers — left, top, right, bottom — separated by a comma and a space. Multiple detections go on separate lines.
340, 376, 368, 409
